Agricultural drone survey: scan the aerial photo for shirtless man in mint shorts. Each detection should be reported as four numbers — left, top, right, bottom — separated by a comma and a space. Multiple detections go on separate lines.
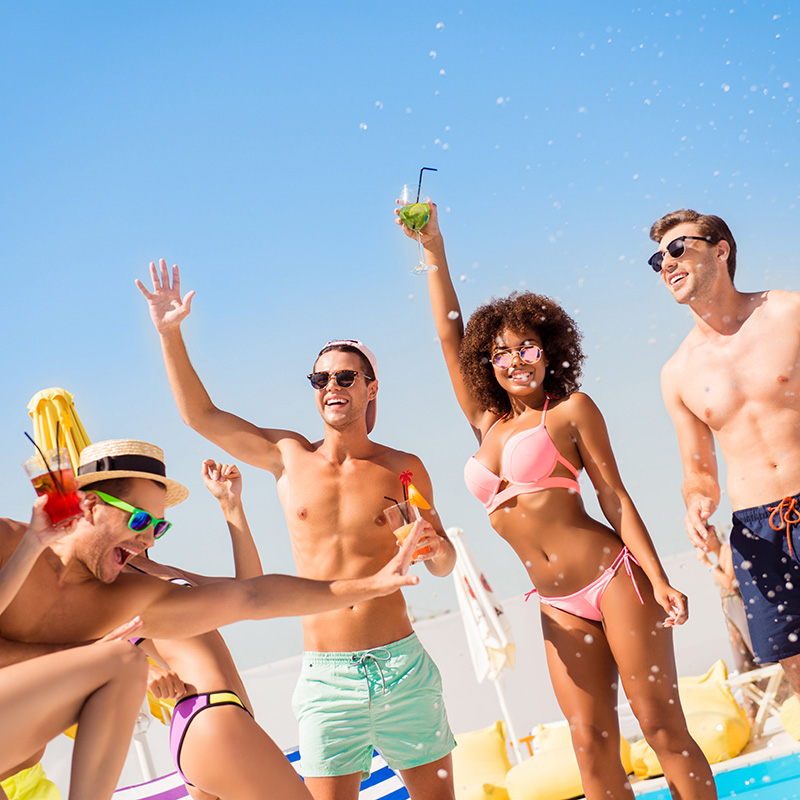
138, 261, 458, 800
652, 209, 800, 695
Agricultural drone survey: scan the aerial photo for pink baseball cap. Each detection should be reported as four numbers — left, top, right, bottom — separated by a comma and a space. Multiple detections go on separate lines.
317, 339, 379, 433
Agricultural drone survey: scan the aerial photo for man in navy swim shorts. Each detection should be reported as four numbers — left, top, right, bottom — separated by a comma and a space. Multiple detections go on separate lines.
653, 209, 800, 695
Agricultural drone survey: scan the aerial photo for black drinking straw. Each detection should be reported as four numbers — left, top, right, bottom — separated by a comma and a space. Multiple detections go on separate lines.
24, 432, 65, 495
416, 167, 438, 203
383, 495, 409, 524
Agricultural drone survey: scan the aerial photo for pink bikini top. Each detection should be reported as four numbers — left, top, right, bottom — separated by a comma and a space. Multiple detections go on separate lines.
464, 396, 581, 515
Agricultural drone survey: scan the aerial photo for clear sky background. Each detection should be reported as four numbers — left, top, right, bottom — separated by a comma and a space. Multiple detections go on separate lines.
1, 1, 798, 668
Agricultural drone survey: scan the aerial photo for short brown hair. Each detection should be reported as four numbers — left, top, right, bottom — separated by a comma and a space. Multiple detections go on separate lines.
649, 209, 737, 281
315, 345, 375, 380
460, 292, 584, 415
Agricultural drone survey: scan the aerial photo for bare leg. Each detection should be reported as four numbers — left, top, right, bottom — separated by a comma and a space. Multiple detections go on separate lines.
178, 704, 313, 800
304, 773, 362, 800
187, 784, 219, 800
779, 652, 800, 700
400, 754, 455, 800
0, 641, 148, 800
601, 567, 716, 800
540, 604, 634, 799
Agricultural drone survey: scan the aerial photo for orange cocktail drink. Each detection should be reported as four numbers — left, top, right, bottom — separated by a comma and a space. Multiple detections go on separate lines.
383, 501, 431, 561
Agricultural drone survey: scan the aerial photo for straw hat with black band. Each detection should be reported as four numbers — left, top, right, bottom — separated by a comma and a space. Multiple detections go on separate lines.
77, 440, 189, 508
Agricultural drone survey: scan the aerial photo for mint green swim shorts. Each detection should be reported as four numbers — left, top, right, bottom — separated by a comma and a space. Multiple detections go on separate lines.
291, 632, 456, 779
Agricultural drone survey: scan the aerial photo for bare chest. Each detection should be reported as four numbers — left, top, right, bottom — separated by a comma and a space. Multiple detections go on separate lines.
277, 454, 407, 577
0, 569, 113, 644
679, 322, 800, 431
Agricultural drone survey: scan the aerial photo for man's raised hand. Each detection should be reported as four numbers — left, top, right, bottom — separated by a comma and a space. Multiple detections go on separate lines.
135, 259, 196, 333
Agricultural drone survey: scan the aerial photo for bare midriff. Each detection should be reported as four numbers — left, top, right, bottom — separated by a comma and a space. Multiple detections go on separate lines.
488, 488, 626, 597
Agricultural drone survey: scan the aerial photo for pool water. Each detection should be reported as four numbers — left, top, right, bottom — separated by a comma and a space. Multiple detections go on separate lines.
637, 754, 800, 799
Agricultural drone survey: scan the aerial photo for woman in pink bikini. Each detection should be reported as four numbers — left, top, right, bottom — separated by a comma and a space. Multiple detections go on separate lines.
397, 202, 715, 799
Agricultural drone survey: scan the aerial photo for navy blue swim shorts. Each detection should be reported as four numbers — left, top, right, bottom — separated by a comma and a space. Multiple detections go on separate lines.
730, 491, 800, 664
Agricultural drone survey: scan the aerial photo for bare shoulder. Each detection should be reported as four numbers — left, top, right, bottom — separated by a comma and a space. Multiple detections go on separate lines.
368, 442, 429, 473
760, 289, 800, 316
555, 391, 601, 417
269, 428, 314, 450
661, 331, 696, 383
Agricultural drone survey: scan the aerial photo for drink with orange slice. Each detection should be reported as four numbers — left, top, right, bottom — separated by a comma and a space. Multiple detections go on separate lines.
383, 501, 432, 561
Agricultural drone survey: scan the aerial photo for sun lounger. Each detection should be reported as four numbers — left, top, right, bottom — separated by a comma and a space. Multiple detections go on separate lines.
725, 663, 786, 737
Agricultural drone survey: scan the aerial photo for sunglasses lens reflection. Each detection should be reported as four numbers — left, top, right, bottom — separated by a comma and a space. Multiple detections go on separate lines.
309, 371, 360, 389
153, 521, 171, 539
129, 510, 153, 532
335, 371, 357, 387
650, 237, 690, 272
520, 346, 541, 364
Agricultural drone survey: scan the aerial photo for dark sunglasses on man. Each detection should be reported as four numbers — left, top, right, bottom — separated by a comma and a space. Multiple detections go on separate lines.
307, 370, 374, 390
648, 235, 711, 272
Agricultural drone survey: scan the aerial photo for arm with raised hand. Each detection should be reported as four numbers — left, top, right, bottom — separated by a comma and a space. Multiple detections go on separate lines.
661, 359, 720, 551
396, 201, 490, 437
202, 459, 262, 579
135, 260, 286, 476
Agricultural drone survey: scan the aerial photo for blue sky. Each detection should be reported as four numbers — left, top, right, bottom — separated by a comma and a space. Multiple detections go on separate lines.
1, 1, 797, 667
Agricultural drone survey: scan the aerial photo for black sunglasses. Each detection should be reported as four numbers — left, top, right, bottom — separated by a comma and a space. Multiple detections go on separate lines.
648, 235, 711, 272
307, 370, 374, 390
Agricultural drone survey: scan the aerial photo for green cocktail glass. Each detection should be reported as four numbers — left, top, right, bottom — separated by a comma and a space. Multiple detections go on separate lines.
398, 184, 437, 275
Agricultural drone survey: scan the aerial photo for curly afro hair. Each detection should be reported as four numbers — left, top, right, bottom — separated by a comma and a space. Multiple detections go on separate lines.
459, 291, 584, 414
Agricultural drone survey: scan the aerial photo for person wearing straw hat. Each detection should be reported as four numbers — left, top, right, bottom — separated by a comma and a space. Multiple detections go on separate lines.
0, 498, 147, 800
0, 439, 423, 795
137, 262, 457, 800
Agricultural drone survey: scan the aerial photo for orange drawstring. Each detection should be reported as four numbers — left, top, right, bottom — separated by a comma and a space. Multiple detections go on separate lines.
769, 496, 800, 557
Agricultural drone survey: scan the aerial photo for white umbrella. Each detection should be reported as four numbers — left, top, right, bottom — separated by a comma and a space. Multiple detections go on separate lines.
449, 527, 523, 764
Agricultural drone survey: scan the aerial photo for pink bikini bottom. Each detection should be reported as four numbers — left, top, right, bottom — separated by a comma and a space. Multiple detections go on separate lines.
525, 545, 644, 622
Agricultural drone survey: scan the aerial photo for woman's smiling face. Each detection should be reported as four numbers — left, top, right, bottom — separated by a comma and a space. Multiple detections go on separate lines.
490, 328, 547, 398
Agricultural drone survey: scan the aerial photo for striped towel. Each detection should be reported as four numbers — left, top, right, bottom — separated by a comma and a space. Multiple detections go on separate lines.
286, 747, 410, 800
114, 749, 409, 799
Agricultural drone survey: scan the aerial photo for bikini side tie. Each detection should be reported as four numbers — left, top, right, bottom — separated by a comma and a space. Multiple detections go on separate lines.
352, 649, 391, 707
768, 496, 800, 557
615, 547, 645, 606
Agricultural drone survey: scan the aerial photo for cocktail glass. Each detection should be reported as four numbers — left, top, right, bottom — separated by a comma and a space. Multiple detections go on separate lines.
397, 167, 438, 274
22, 447, 82, 527
383, 501, 432, 561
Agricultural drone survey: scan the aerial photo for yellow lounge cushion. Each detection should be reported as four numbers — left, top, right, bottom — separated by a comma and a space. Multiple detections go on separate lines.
629, 660, 750, 778
505, 723, 631, 800
779, 694, 800, 739
453, 720, 512, 800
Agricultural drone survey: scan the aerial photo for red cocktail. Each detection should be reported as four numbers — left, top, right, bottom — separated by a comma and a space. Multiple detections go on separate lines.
23, 449, 83, 527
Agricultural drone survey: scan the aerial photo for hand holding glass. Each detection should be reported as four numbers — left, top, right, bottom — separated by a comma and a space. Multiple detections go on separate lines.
23, 448, 82, 527
383, 501, 432, 561
398, 184, 437, 275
